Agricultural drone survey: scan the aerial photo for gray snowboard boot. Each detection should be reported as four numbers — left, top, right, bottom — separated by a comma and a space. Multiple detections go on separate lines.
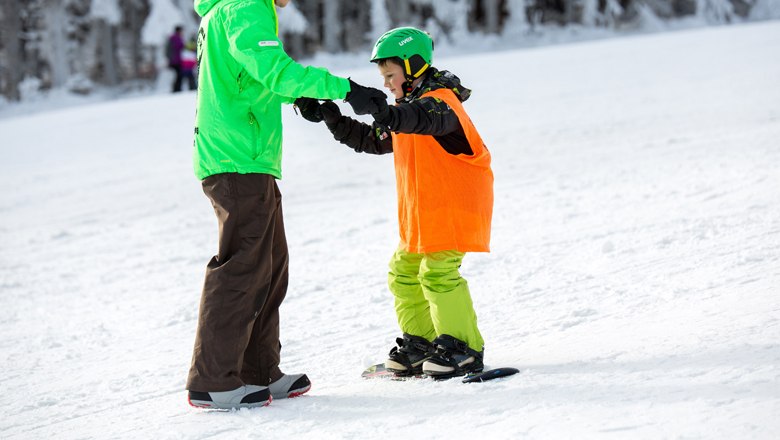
188, 384, 271, 409
268, 373, 311, 399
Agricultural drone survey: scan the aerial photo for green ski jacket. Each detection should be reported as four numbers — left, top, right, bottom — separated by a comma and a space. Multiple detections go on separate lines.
193, 0, 350, 180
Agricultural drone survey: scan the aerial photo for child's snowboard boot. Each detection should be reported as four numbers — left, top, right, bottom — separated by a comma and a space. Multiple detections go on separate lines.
385, 333, 435, 376
422, 334, 484, 379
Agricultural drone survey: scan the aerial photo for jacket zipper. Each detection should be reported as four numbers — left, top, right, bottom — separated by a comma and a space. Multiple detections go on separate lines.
248, 112, 258, 157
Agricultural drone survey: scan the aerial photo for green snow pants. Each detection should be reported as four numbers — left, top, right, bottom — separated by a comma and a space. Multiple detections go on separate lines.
387, 247, 484, 352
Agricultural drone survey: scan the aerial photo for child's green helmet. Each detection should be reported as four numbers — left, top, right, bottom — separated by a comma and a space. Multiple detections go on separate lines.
370, 27, 434, 81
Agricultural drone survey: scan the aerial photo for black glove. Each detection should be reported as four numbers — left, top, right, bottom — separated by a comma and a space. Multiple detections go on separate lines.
345, 79, 387, 115
319, 101, 342, 126
294, 97, 323, 123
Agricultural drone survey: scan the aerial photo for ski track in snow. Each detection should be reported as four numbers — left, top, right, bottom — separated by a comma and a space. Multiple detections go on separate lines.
1, 22, 780, 439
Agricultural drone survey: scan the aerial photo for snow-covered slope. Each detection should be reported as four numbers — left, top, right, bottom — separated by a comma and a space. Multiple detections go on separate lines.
1, 21, 779, 439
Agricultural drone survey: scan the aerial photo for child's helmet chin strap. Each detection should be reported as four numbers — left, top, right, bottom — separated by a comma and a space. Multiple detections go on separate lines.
402, 79, 415, 97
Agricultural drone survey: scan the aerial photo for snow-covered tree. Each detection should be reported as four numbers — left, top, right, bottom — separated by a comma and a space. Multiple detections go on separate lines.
369, 0, 391, 39
322, 0, 341, 52
341, 0, 372, 51
504, 0, 532, 34
485, 0, 502, 33
697, 0, 737, 22
749, 0, 780, 19
277, 1, 308, 57
0, 0, 23, 100
91, 0, 121, 86
581, 0, 625, 26
0, 0, 774, 103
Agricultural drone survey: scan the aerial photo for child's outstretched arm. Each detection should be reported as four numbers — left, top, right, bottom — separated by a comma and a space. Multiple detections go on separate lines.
343, 84, 471, 156
374, 98, 461, 137
294, 98, 393, 155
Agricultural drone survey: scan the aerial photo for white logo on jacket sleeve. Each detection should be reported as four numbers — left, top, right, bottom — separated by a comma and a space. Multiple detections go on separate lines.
258, 41, 279, 47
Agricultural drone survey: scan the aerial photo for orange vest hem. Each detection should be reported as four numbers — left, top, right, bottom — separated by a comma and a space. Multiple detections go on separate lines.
402, 243, 491, 254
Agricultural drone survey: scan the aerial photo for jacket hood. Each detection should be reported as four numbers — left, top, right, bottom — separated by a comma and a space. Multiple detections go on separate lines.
195, 0, 272, 16
194, 0, 222, 16
401, 68, 472, 104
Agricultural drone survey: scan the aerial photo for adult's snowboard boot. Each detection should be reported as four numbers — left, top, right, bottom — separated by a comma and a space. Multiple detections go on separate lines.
422, 334, 484, 379
188, 384, 272, 409
268, 373, 311, 399
385, 333, 435, 376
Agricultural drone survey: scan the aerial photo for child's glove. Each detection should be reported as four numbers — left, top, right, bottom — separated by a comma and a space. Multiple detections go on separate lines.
345, 79, 387, 115
293, 97, 323, 123
319, 101, 342, 127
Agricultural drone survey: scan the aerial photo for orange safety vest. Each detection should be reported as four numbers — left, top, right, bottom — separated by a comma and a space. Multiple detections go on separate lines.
392, 88, 493, 254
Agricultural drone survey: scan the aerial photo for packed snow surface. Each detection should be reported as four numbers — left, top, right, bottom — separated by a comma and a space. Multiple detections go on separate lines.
2, 22, 779, 439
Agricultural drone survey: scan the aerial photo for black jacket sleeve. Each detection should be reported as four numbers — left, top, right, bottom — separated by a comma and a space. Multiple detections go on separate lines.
325, 115, 394, 155
374, 97, 457, 135
373, 97, 473, 156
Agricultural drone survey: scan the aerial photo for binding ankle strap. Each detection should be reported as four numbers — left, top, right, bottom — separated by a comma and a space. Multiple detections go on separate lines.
433, 334, 482, 358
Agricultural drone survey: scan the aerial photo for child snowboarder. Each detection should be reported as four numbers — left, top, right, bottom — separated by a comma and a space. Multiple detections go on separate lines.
295, 27, 493, 379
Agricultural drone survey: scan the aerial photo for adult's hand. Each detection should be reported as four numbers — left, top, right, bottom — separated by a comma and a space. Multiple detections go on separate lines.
293, 97, 323, 123
345, 79, 387, 115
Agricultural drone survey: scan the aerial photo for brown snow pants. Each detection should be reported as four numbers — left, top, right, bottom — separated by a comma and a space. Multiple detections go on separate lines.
186, 173, 288, 392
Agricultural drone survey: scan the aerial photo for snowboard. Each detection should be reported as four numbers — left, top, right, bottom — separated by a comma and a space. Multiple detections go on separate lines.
361, 363, 519, 383
361, 363, 423, 380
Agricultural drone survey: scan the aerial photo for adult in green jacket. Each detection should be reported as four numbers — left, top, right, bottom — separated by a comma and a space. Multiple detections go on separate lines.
186, 0, 386, 410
